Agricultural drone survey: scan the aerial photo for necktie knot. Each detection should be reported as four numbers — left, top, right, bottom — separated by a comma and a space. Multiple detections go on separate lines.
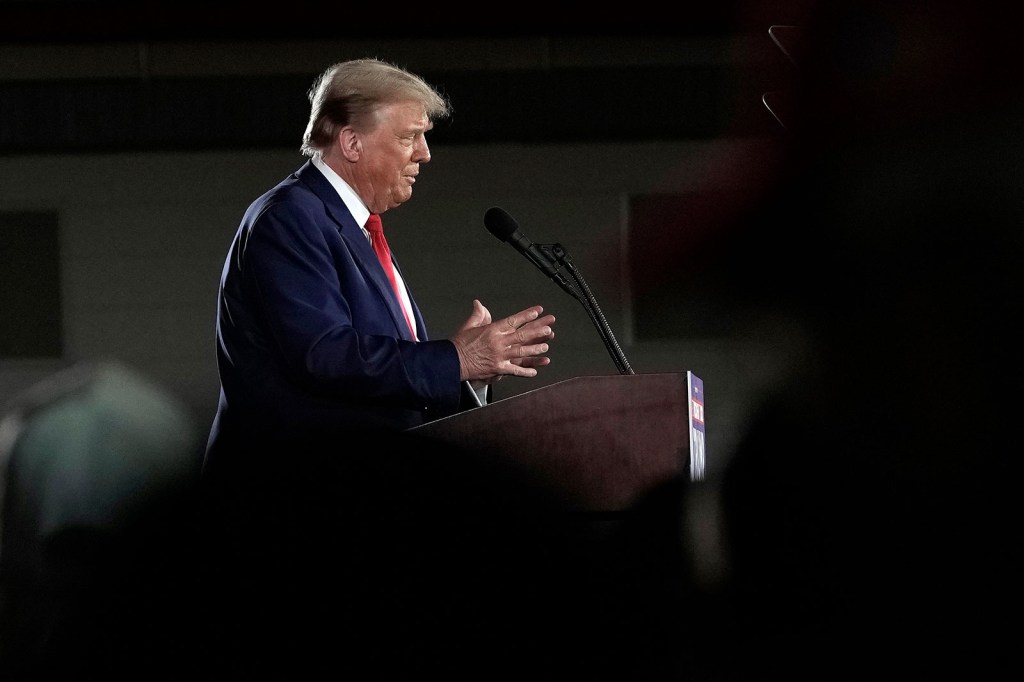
365, 213, 383, 234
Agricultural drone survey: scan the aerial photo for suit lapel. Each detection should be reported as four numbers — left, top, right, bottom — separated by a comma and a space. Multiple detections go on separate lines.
294, 161, 423, 341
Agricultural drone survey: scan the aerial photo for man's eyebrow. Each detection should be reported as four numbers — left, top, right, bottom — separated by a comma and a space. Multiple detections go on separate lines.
402, 124, 432, 137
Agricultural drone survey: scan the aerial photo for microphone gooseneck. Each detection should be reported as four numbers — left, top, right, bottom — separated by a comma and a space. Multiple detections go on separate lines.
483, 207, 634, 375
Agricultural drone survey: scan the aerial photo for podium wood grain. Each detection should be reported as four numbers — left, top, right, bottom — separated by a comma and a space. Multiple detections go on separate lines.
410, 373, 691, 511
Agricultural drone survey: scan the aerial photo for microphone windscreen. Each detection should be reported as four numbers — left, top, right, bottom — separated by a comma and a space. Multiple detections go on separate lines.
484, 207, 519, 242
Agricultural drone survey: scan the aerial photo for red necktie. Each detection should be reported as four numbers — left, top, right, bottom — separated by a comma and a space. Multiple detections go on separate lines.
365, 213, 417, 340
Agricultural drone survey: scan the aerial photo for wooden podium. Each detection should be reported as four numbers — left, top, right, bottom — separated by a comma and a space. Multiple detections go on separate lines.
409, 371, 704, 512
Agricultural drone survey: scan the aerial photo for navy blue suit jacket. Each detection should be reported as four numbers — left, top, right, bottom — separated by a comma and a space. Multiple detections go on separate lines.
206, 160, 474, 464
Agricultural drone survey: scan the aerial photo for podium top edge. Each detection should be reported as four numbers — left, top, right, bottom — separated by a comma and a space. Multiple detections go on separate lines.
483, 371, 696, 406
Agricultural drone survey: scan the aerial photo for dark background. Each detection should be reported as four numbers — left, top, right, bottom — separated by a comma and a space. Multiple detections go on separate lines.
0, 1, 805, 152
2, 1, 1021, 679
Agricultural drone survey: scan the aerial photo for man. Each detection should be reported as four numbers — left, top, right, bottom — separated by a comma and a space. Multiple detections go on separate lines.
204, 58, 556, 471
197, 58, 560, 676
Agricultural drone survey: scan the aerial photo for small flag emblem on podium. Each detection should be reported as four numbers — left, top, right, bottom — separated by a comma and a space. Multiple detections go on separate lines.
687, 372, 705, 481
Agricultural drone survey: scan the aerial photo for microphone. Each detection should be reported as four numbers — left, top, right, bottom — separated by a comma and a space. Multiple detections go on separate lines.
484, 207, 565, 282
483, 207, 634, 375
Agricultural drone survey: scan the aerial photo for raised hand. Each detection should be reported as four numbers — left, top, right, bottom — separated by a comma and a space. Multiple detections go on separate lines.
450, 300, 556, 383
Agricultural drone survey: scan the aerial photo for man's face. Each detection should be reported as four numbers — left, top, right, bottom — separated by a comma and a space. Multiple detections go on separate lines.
359, 101, 433, 214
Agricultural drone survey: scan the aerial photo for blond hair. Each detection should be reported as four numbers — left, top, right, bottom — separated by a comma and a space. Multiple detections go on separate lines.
300, 58, 450, 157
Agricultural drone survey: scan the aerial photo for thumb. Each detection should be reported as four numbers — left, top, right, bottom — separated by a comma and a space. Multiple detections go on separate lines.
469, 299, 492, 327
455, 299, 491, 334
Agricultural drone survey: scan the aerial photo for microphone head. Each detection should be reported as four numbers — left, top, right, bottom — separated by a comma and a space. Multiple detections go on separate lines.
484, 206, 519, 242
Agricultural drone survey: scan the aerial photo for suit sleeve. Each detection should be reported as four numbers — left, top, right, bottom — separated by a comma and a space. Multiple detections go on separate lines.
238, 196, 462, 411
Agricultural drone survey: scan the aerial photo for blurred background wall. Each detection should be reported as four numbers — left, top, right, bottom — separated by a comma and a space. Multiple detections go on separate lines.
3, 2, 1021, 677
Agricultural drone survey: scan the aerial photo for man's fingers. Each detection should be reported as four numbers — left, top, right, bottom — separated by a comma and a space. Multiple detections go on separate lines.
509, 341, 549, 361
513, 324, 553, 346
512, 356, 550, 369
466, 307, 552, 381
504, 307, 543, 330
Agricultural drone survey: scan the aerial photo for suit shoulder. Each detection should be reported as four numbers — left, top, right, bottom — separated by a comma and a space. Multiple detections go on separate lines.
244, 175, 322, 220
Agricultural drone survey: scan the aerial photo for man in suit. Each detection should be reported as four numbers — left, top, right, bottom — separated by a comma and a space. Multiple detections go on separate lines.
203, 58, 556, 469
198, 59, 560, 674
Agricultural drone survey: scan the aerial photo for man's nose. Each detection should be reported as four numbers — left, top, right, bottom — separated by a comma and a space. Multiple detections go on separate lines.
416, 139, 431, 163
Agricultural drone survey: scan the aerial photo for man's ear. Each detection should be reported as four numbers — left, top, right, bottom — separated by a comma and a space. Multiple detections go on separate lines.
339, 127, 361, 161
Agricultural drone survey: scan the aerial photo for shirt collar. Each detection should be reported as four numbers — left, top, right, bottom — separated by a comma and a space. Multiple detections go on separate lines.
311, 154, 371, 230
